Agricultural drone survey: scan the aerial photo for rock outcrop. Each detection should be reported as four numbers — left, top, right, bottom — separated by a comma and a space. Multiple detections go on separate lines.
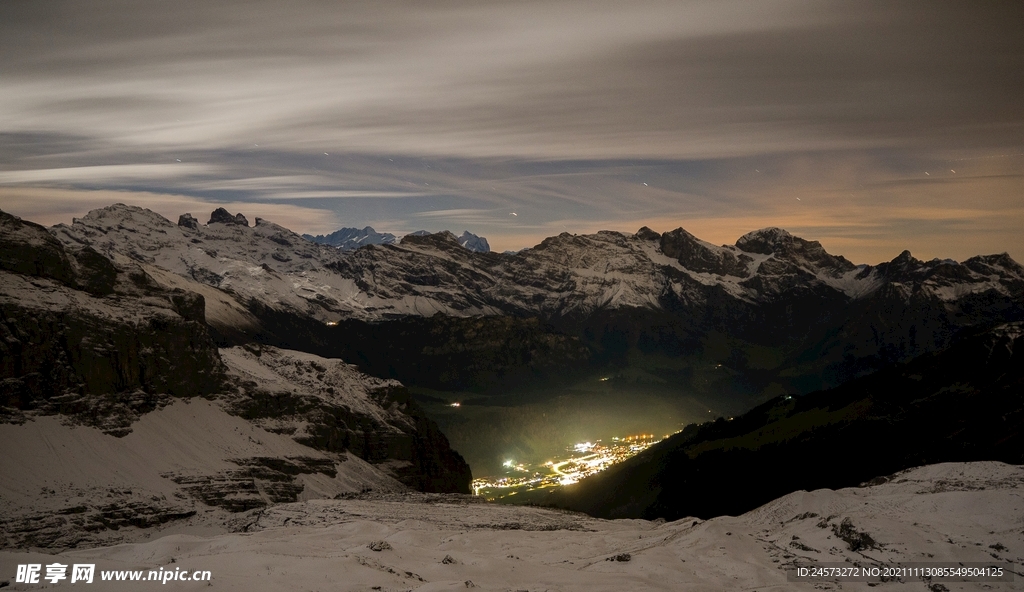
208, 207, 248, 226
659, 227, 750, 277
219, 346, 472, 493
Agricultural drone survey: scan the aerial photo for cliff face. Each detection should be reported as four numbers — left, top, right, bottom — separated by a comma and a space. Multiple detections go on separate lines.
0, 210, 226, 435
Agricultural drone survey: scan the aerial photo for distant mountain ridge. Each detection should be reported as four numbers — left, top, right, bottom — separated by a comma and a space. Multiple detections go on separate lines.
457, 230, 490, 253
302, 225, 491, 253
302, 226, 397, 251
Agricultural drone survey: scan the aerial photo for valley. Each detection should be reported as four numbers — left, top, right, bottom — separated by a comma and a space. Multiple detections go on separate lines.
471, 431, 663, 503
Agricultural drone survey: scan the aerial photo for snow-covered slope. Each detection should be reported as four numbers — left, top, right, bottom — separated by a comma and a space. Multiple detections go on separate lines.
0, 341, 472, 549
51, 205, 363, 326
0, 398, 403, 550
1, 462, 1019, 590
2, 204, 473, 546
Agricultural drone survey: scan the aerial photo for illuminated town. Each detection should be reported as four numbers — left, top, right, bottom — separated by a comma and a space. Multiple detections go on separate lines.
472, 434, 667, 500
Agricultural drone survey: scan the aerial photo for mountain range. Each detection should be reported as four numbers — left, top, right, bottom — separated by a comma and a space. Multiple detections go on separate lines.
44, 204, 1023, 401
2, 202, 1023, 553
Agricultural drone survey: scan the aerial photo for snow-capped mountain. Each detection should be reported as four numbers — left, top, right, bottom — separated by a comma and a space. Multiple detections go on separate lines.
302, 225, 397, 251
52, 204, 1023, 325
50, 205, 356, 337
456, 230, 490, 253
45, 204, 1024, 398
301, 226, 491, 254
0, 208, 226, 435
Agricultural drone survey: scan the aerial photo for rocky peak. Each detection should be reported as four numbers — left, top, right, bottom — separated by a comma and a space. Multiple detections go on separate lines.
209, 208, 248, 226
877, 250, 923, 279
0, 209, 76, 285
400, 230, 461, 249
965, 252, 1024, 277
57, 203, 177, 242
178, 213, 199, 230
457, 231, 490, 253
635, 226, 661, 241
735, 227, 794, 255
660, 227, 750, 277
737, 227, 855, 277
893, 249, 918, 264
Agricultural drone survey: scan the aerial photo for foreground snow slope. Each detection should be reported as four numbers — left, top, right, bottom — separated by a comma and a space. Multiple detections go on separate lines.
0, 398, 403, 550
2, 462, 1020, 591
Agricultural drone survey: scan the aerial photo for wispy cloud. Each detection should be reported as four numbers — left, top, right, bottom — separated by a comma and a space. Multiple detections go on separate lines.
0, 187, 343, 235
267, 190, 429, 200
0, 164, 218, 184
0, 1, 1020, 261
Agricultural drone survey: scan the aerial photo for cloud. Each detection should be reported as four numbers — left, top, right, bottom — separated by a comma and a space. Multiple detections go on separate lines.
0, 187, 343, 235
3, 1, 1020, 160
0, 164, 218, 185
266, 190, 429, 200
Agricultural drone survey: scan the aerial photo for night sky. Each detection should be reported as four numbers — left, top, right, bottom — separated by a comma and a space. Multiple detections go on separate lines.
1, 0, 1022, 262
